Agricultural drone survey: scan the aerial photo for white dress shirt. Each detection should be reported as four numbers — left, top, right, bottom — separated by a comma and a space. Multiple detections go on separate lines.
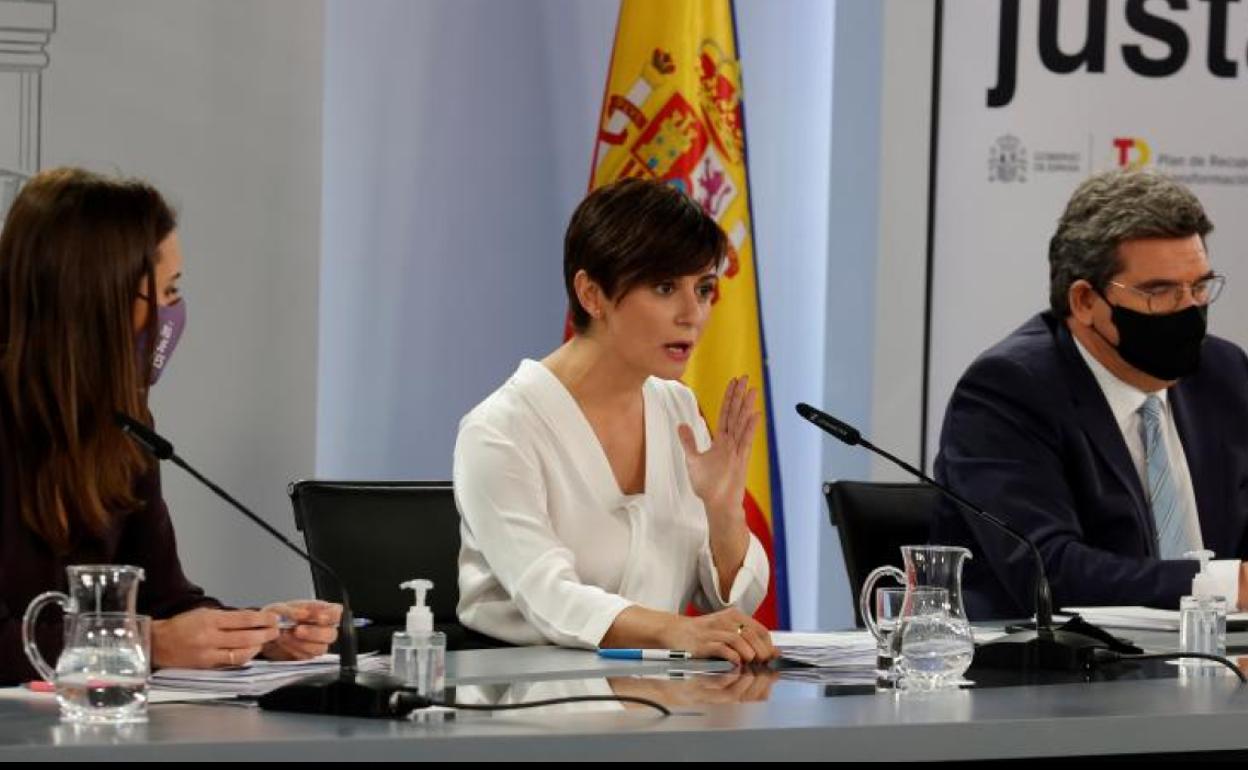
453, 359, 769, 648
1074, 338, 1239, 604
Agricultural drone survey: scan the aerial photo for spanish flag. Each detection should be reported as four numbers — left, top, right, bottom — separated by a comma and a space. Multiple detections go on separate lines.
585, 0, 788, 629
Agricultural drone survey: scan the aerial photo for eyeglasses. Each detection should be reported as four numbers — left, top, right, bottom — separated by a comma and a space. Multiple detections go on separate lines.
1105, 274, 1226, 314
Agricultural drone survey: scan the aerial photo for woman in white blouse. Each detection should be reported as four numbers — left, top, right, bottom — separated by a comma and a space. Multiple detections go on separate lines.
454, 178, 775, 664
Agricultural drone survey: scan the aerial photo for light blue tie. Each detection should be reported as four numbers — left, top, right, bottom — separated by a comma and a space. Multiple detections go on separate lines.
1139, 395, 1193, 559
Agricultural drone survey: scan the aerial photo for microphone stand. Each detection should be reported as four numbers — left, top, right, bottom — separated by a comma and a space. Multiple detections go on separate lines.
118, 414, 407, 717
797, 403, 1115, 672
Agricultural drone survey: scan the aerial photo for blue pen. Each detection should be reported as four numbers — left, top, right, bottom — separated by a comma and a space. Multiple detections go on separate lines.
598, 648, 692, 661
278, 617, 372, 630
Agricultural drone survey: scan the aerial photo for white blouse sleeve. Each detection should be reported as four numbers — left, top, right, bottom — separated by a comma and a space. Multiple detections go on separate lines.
681, 395, 770, 615
695, 532, 769, 615
454, 418, 633, 649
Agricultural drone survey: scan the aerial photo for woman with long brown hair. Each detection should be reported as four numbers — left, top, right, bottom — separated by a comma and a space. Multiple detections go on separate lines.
0, 167, 338, 685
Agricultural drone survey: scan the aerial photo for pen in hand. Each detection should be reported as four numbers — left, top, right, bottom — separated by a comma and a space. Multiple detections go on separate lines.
277, 617, 372, 631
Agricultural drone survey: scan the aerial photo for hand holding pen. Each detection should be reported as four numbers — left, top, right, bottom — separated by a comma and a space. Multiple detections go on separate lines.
259, 599, 342, 661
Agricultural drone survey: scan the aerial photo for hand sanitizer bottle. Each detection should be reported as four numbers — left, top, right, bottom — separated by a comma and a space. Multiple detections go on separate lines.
391, 579, 446, 699
1180, 550, 1228, 664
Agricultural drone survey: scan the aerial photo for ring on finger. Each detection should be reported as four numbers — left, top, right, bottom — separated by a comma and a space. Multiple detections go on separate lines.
736, 623, 746, 636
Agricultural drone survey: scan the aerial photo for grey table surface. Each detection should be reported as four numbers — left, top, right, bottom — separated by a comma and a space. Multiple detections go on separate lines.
4, 632, 1248, 761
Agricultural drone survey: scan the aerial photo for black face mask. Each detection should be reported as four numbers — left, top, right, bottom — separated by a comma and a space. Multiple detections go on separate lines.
1094, 299, 1208, 381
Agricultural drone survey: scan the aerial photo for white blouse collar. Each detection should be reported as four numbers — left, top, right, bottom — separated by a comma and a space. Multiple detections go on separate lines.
511, 359, 668, 510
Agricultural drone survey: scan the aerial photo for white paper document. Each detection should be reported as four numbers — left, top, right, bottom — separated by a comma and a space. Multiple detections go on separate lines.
771, 631, 880, 669
771, 629, 1007, 669
150, 653, 387, 697
1065, 606, 1248, 632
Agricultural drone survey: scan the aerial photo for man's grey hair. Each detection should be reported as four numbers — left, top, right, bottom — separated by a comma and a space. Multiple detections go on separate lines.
1049, 169, 1213, 318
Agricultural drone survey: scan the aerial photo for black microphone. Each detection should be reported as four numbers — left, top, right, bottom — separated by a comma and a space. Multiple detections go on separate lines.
117, 413, 406, 717
797, 402, 1115, 673
795, 403, 861, 446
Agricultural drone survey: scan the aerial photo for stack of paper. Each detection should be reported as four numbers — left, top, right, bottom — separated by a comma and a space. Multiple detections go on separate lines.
772, 629, 1008, 670
771, 631, 881, 669
1065, 606, 1248, 632
151, 653, 387, 697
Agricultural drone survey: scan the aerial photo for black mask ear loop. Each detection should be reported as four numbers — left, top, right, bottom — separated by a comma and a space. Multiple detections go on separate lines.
1082, 282, 1120, 350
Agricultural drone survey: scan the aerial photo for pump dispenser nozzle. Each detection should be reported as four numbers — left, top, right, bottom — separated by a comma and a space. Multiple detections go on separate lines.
1184, 550, 1218, 598
400, 579, 435, 635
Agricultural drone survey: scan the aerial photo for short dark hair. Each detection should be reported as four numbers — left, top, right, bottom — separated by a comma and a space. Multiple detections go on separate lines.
1049, 169, 1213, 318
564, 178, 727, 333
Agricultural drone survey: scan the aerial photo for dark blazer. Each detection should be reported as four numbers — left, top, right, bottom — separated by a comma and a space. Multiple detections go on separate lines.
932, 312, 1248, 620
0, 395, 220, 685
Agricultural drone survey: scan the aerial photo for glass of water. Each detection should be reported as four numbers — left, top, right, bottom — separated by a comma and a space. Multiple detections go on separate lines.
874, 588, 908, 687
53, 613, 151, 724
893, 588, 974, 692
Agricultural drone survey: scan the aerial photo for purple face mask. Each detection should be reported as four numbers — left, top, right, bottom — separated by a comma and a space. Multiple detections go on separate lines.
136, 299, 187, 385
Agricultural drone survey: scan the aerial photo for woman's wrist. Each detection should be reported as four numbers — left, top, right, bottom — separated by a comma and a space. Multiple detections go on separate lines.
655, 614, 688, 650
149, 619, 170, 668
707, 511, 749, 548
601, 605, 681, 649
705, 500, 746, 528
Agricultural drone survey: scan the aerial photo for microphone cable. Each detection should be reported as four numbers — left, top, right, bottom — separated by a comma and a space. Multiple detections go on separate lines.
1091, 649, 1246, 683
390, 689, 672, 717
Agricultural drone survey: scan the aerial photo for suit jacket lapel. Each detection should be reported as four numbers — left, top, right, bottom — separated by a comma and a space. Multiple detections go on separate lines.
1170, 382, 1227, 554
1055, 323, 1155, 550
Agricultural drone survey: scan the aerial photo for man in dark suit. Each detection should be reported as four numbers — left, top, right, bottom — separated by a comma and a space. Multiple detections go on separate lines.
931, 170, 1248, 621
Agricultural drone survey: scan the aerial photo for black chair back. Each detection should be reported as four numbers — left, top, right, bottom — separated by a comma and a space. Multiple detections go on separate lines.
823, 480, 939, 627
288, 479, 480, 650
